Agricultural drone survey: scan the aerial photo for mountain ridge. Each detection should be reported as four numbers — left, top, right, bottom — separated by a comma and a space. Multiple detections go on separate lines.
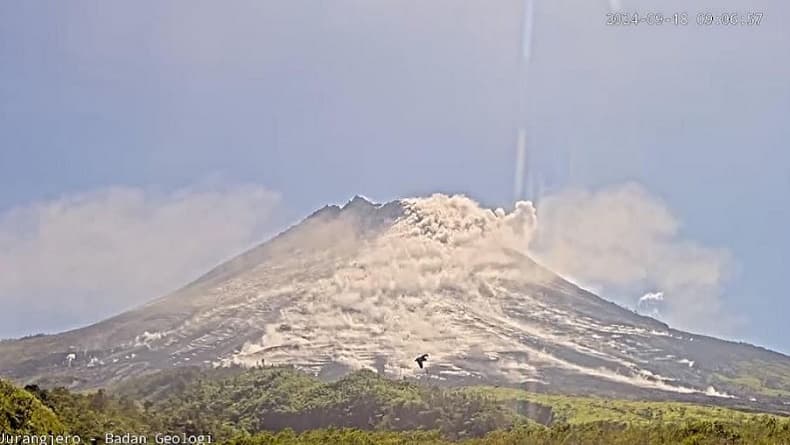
1, 194, 788, 415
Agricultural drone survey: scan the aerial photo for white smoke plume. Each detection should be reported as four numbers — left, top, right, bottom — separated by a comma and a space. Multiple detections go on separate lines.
637, 291, 664, 317
639, 292, 665, 305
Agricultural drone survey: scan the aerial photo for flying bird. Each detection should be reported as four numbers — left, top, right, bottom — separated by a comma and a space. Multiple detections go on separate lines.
415, 354, 429, 369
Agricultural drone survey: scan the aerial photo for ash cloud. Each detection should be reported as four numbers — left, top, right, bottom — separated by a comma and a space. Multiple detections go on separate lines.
229, 193, 735, 396
528, 183, 736, 335
229, 194, 549, 377
0, 183, 281, 338
234, 189, 737, 377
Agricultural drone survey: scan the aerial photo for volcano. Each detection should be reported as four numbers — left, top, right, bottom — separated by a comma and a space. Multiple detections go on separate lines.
1, 194, 788, 413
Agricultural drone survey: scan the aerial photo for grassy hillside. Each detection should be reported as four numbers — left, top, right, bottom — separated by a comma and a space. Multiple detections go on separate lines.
0, 379, 65, 434
115, 366, 517, 440
713, 359, 790, 398
22, 384, 155, 439
114, 366, 790, 439
3, 367, 789, 444
464, 386, 767, 425
224, 420, 790, 445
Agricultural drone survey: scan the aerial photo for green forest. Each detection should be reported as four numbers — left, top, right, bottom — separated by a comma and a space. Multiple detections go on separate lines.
2, 366, 789, 444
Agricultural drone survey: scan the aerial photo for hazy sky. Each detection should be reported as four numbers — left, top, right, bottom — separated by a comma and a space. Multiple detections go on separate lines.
1, 1, 788, 352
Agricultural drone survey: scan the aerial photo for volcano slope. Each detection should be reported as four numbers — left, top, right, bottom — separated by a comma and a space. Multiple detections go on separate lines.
0, 194, 788, 414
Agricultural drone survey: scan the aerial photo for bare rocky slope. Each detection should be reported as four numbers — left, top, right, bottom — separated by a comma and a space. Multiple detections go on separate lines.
1, 195, 788, 414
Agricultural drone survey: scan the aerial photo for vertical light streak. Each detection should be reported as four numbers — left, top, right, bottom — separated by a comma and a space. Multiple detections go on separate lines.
513, 0, 535, 202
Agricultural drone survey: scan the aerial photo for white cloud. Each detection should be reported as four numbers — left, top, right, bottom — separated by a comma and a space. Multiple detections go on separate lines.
528, 183, 736, 335
0, 183, 281, 336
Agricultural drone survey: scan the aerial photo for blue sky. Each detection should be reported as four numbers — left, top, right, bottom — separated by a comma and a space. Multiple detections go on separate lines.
1, 1, 788, 352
